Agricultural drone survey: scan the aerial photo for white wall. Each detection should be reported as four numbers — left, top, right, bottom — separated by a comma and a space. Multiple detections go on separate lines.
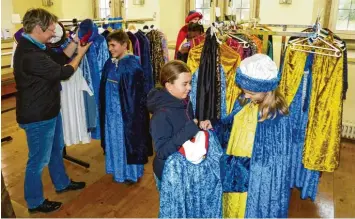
259, 0, 315, 25
1, 0, 15, 33
159, 0, 185, 43
259, 0, 318, 67
61, 0, 94, 20
124, 0, 160, 30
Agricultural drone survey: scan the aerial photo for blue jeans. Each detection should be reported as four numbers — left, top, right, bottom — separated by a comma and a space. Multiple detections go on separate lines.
19, 114, 70, 209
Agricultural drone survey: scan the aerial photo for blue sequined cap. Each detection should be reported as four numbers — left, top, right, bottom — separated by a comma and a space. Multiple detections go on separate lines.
236, 68, 280, 92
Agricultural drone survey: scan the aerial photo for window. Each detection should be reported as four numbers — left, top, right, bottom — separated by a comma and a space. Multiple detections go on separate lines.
335, 0, 355, 30
231, 0, 251, 21
99, 0, 110, 19
195, 0, 211, 25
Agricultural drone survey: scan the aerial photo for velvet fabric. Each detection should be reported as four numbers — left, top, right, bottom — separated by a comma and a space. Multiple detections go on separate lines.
195, 27, 221, 121
236, 68, 280, 92
100, 56, 144, 182
189, 65, 227, 120
146, 30, 165, 86
79, 56, 97, 130
220, 155, 250, 192
220, 43, 242, 114
127, 31, 141, 57
174, 25, 188, 59
280, 44, 344, 172
302, 47, 343, 172
100, 55, 152, 165
219, 100, 293, 218
244, 114, 293, 218
159, 130, 223, 218
135, 30, 154, 94
78, 19, 99, 44
83, 34, 110, 139
286, 53, 320, 201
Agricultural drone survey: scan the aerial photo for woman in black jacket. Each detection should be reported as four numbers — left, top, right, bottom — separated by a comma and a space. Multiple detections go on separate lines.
147, 60, 212, 189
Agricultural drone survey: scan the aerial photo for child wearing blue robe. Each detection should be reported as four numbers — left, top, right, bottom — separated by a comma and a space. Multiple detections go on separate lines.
100, 30, 152, 183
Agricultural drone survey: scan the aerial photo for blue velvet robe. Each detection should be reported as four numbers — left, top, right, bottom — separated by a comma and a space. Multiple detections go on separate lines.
218, 100, 293, 218
82, 34, 110, 139
245, 114, 293, 218
159, 130, 223, 218
135, 30, 154, 95
288, 54, 320, 201
100, 55, 152, 182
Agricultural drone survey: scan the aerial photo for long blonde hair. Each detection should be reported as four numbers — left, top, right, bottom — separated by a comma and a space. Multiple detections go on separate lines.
238, 89, 289, 122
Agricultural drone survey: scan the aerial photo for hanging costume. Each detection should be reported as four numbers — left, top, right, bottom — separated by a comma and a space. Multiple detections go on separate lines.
280, 40, 344, 172
187, 32, 243, 149
100, 55, 152, 182
146, 30, 166, 86
61, 67, 93, 146
195, 28, 221, 121
78, 19, 110, 140
127, 32, 141, 57
135, 30, 154, 94
279, 47, 321, 200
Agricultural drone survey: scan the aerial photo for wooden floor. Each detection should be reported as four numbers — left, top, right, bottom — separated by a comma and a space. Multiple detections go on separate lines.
1, 95, 355, 218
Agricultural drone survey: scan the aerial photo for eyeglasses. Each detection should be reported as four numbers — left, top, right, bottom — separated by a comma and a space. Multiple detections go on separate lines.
46, 27, 55, 33
40, 25, 55, 33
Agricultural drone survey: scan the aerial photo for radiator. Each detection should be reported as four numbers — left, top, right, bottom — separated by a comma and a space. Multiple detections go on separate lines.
342, 121, 355, 140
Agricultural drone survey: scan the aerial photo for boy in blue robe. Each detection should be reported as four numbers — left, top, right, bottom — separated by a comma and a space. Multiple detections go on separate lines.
100, 30, 152, 183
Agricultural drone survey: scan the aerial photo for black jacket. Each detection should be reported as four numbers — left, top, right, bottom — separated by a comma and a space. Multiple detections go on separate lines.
13, 37, 75, 124
147, 88, 199, 180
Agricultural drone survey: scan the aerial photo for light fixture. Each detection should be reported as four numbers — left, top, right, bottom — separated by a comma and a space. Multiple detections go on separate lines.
133, 0, 144, 5
279, 0, 292, 4
42, 0, 53, 6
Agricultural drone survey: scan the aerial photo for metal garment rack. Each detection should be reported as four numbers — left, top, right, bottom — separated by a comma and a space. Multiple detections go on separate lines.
55, 17, 154, 168
255, 24, 314, 64
218, 20, 316, 63
60, 17, 155, 30
0, 103, 90, 167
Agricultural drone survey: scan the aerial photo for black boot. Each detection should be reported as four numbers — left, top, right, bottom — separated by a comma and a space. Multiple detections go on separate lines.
28, 199, 62, 213
56, 180, 86, 193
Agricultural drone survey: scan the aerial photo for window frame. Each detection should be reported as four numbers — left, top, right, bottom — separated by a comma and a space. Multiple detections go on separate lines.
328, 0, 355, 39
191, 0, 258, 27
193, 0, 215, 26
230, 0, 256, 21
98, 0, 111, 19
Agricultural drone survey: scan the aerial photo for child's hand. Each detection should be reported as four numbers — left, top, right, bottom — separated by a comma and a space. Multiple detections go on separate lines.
199, 120, 212, 130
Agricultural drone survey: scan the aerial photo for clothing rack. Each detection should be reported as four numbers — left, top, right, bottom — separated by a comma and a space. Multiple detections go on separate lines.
215, 20, 320, 63
57, 17, 152, 168
63, 147, 90, 168
60, 18, 155, 30
257, 23, 314, 63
